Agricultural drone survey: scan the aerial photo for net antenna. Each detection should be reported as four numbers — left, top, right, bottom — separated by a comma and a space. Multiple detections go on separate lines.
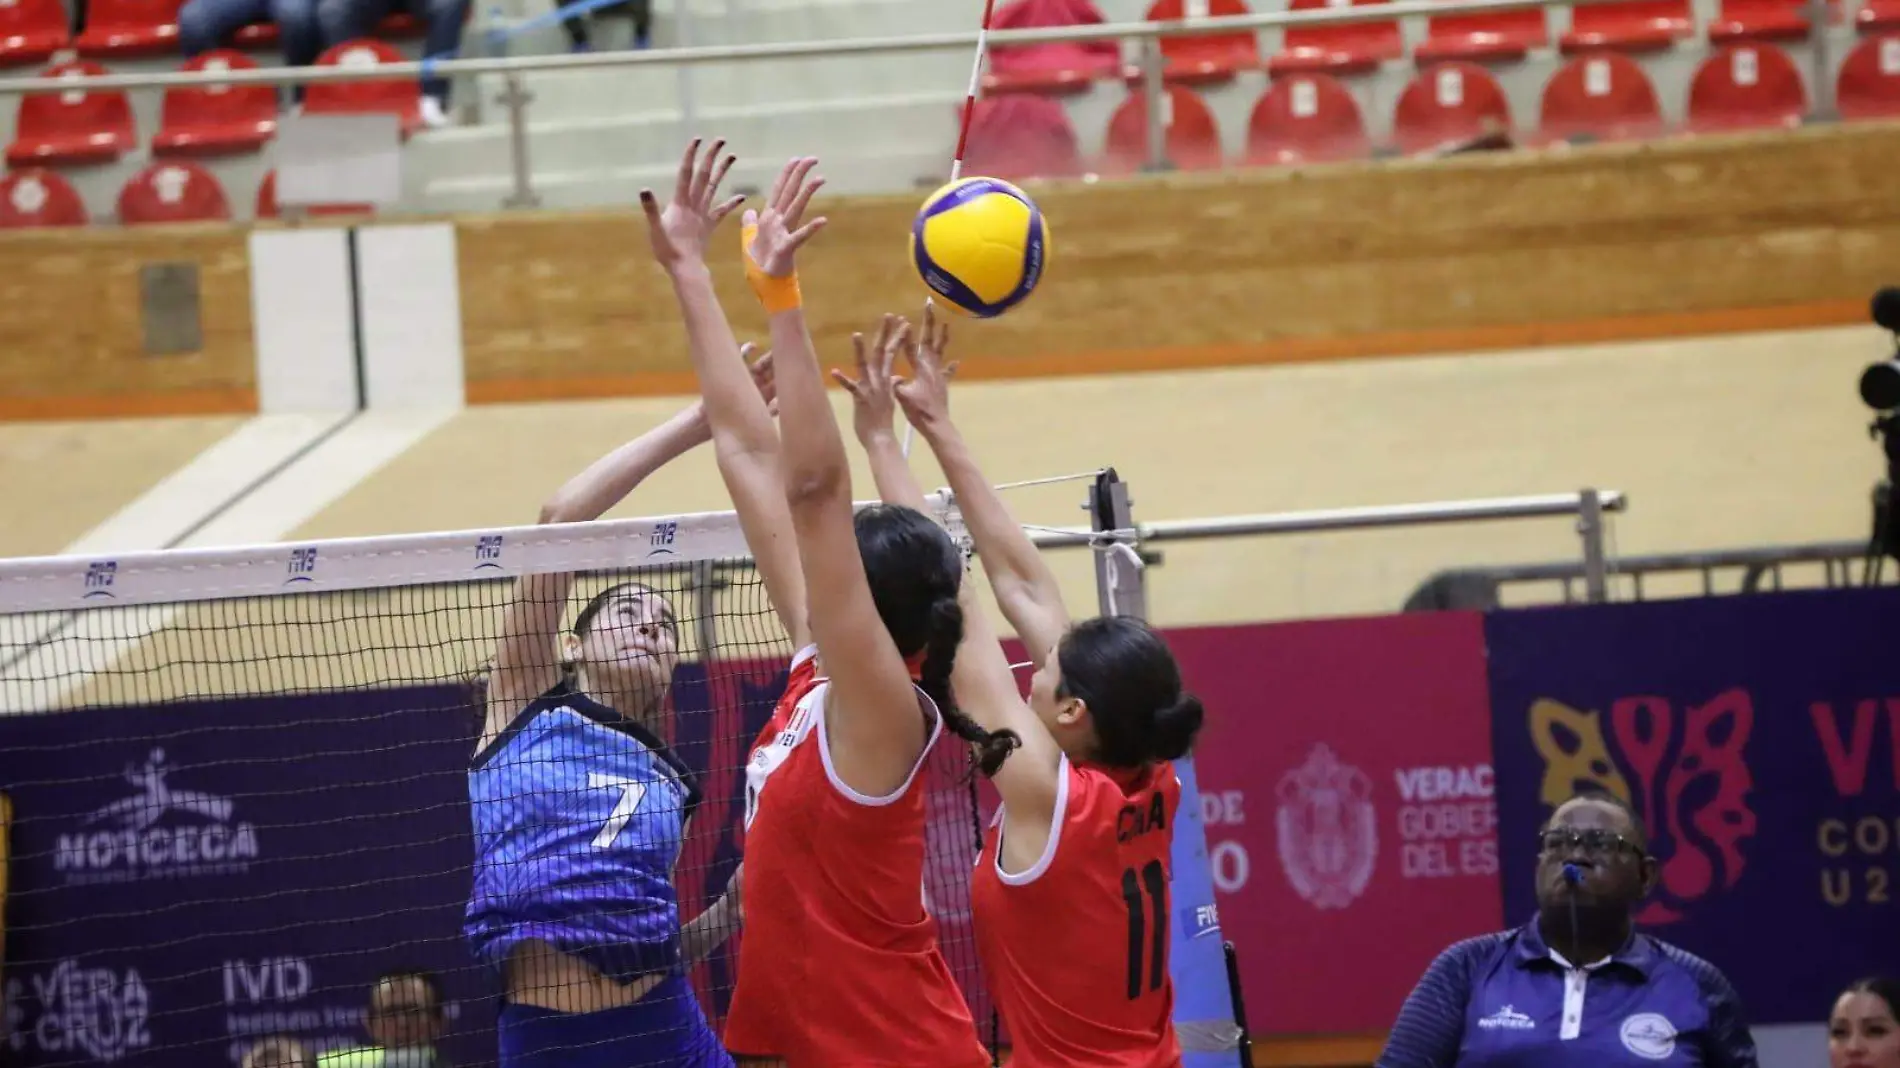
951, 0, 1001, 188
902, 0, 1000, 462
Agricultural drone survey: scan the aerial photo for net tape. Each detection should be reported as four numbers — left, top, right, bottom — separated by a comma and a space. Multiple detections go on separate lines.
0, 492, 965, 616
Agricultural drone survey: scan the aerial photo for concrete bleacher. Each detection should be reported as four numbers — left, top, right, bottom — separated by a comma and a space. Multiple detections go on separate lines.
406, 0, 1863, 208
0, 0, 1882, 222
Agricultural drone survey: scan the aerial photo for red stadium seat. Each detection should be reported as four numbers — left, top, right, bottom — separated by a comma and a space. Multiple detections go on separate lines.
1415, 0, 1547, 62
304, 39, 421, 135
1269, 0, 1403, 75
1103, 85, 1224, 172
1559, 0, 1691, 53
1709, 0, 1811, 41
1391, 62, 1510, 155
0, 0, 73, 67
983, 0, 1121, 95
1144, 0, 1260, 83
154, 51, 279, 156
255, 168, 375, 218
117, 160, 232, 224
231, 21, 280, 47
5, 61, 136, 167
1245, 73, 1370, 164
962, 96, 1085, 180
1538, 53, 1663, 142
1836, 34, 1900, 119
376, 12, 425, 36
0, 169, 87, 227
1860, 0, 1900, 31
74, 0, 183, 57
1686, 44, 1807, 131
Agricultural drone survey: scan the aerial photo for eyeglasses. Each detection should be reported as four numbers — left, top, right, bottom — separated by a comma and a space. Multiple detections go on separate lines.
1538, 828, 1643, 857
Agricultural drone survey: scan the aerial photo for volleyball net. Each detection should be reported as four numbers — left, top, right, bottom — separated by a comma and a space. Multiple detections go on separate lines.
0, 495, 1003, 1067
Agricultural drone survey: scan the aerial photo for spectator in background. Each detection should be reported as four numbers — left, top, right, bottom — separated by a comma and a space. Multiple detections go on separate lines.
562, 0, 650, 53
318, 969, 452, 1068
1377, 791, 1759, 1067
179, 0, 323, 69
243, 1036, 317, 1068
1830, 977, 1899, 1068
317, 0, 468, 127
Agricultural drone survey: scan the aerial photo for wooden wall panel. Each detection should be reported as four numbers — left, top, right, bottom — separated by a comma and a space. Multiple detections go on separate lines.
8, 124, 1898, 419
0, 225, 255, 418
458, 123, 1900, 398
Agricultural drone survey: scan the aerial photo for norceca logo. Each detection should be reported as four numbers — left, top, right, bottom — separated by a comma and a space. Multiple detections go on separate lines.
55, 749, 259, 885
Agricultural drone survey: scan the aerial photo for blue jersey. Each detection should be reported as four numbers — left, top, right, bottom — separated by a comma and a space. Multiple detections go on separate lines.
465, 684, 702, 982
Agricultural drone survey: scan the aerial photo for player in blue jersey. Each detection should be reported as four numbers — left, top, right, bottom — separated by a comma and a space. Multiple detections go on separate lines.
465, 367, 775, 1068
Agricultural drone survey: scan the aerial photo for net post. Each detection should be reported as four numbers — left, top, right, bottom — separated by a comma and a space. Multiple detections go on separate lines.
1578, 487, 1609, 604
1088, 469, 1145, 619
1087, 471, 1247, 1066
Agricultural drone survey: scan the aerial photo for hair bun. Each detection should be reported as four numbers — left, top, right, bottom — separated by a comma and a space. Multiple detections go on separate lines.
1148, 692, 1205, 762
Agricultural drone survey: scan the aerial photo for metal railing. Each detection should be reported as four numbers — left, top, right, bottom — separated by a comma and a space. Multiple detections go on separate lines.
1027, 485, 1627, 603
1410, 537, 1882, 608
0, 0, 1845, 210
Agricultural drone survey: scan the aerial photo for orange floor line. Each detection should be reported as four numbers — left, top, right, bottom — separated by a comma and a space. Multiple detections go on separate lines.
0, 389, 258, 422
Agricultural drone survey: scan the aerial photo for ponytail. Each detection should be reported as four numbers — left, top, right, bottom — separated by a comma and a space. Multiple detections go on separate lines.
920, 596, 1020, 778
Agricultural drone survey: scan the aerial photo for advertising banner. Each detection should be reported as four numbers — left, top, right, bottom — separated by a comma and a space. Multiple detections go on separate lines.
1174, 613, 1503, 1034
0, 686, 487, 1067
1485, 588, 1900, 1025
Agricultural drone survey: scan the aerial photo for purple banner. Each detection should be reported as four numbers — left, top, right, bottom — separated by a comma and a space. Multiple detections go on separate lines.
0, 684, 489, 1066
1485, 587, 1900, 1025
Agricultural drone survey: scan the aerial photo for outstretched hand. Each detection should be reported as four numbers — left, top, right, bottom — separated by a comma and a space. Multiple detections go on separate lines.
744, 157, 827, 280
639, 137, 745, 272
830, 314, 910, 445
894, 299, 958, 434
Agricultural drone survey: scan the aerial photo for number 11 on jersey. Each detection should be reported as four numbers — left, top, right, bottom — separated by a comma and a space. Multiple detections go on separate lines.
1121, 860, 1168, 1000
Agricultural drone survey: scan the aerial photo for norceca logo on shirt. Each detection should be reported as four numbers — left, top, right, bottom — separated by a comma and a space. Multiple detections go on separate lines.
1477, 1006, 1536, 1031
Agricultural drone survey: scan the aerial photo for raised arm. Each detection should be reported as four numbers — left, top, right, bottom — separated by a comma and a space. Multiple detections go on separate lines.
951, 576, 1067, 844
483, 402, 718, 747
898, 305, 1071, 664
640, 138, 811, 651
837, 311, 1062, 827
832, 313, 930, 512
748, 157, 930, 797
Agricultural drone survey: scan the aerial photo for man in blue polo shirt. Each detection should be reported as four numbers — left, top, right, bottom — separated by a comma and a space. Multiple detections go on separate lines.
1377, 791, 1758, 1067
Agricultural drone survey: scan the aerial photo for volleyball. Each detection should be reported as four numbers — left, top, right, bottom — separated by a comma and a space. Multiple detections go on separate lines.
910, 177, 1049, 319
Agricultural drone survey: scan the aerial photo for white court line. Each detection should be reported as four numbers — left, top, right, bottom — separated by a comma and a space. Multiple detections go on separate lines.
62, 413, 352, 557
0, 409, 459, 714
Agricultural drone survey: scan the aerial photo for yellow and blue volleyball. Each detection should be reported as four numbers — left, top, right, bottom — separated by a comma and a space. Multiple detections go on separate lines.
910, 177, 1048, 319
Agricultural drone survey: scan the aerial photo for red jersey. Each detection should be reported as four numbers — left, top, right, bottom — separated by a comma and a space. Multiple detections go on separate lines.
971, 756, 1184, 1068
725, 647, 989, 1068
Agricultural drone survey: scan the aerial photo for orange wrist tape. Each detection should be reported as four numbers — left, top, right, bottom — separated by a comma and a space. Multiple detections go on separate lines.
742, 222, 803, 314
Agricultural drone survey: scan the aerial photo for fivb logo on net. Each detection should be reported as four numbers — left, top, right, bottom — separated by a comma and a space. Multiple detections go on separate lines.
4, 959, 152, 1063
55, 748, 260, 885
648, 520, 680, 557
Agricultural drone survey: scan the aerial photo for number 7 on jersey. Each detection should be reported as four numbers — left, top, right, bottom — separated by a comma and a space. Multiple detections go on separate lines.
589, 773, 649, 849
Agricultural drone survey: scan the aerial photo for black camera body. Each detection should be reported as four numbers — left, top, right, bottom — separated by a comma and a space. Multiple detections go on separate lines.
1858, 288, 1900, 579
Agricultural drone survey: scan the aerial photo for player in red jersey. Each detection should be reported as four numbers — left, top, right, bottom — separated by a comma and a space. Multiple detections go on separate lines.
837, 303, 1206, 1068
640, 140, 1005, 1068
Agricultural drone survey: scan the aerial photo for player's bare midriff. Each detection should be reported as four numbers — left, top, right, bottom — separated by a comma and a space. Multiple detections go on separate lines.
504, 940, 665, 1012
